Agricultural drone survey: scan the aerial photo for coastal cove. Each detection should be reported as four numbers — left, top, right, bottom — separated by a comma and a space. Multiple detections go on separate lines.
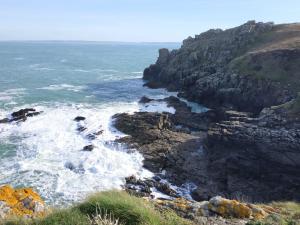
0, 21, 300, 225
0, 41, 186, 206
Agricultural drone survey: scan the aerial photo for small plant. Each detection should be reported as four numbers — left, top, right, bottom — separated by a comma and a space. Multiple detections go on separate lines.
87, 206, 123, 225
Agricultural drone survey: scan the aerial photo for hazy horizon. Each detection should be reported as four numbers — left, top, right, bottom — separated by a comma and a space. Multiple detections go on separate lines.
0, 0, 299, 42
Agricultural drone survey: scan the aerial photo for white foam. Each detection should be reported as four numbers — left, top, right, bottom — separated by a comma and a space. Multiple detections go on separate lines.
0, 98, 176, 205
0, 102, 154, 205
139, 101, 175, 114
37, 84, 85, 92
0, 88, 27, 102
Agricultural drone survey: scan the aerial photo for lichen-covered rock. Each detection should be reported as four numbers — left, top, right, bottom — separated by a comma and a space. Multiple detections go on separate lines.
208, 196, 251, 218
206, 196, 269, 219
154, 196, 270, 222
0, 185, 45, 219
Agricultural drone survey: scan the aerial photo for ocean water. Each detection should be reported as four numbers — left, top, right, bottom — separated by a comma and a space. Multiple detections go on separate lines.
0, 41, 180, 206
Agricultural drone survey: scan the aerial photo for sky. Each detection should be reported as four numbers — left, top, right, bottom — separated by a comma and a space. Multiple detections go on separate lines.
0, 0, 299, 42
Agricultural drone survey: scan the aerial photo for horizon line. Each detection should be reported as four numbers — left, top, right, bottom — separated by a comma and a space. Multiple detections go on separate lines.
0, 40, 181, 44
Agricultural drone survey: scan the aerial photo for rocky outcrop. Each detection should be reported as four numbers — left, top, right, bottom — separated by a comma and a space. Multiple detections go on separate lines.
0, 185, 45, 219
143, 21, 300, 114
0, 108, 42, 124
114, 95, 300, 202
139, 21, 300, 203
114, 111, 202, 174
201, 106, 300, 202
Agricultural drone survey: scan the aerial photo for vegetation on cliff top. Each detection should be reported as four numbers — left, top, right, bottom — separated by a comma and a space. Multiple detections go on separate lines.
230, 23, 300, 93
246, 202, 300, 225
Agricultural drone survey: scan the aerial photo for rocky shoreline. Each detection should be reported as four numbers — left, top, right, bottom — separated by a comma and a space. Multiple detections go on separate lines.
114, 21, 300, 207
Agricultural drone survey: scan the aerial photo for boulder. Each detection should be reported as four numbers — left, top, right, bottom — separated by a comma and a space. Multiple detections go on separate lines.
74, 116, 86, 122
82, 145, 95, 152
139, 96, 153, 104
0, 185, 45, 219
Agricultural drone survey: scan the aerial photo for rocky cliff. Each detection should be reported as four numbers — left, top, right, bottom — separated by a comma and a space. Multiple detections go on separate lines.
140, 21, 300, 202
144, 21, 300, 114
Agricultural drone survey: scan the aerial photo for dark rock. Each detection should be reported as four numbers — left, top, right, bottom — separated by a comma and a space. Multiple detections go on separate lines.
11, 108, 35, 118
155, 182, 179, 198
139, 96, 153, 104
77, 126, 87, 132
86, 130, 104, 140
64, 162, 85, 174
124, 175, 180, 199
26, 112, 42, 117
82, 145, 95, 152
0, 118, 10, 123
0, 108, 42, 124
113, 109, 208, 188
74, 116, 86, 122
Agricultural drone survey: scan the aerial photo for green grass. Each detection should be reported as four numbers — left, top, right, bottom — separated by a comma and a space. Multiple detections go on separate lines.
1, 191, 191, 225
271, 92, 300, 114
247, 201, 300, 225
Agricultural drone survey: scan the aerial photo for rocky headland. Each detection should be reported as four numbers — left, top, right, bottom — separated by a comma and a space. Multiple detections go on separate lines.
114, 20, 300, 207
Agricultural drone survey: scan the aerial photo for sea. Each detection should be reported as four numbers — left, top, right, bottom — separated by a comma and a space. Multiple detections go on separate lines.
0, 41, 182, 206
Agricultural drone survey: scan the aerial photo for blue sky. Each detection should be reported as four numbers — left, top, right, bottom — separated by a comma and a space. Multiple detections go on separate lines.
0, 0, 299, 42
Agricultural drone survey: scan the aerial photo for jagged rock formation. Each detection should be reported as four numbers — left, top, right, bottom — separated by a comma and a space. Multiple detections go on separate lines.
0, 108, 42, 124
144, 21, 300, 114
138, 21, 300, 202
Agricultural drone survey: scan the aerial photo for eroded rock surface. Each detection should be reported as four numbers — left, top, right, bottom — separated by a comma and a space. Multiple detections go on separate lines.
0, 185, 45, 219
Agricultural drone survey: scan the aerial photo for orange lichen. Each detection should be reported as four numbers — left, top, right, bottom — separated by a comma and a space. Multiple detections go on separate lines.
209, 198, 252, 218
155, 198, 192, 213
0, 185, 45, 219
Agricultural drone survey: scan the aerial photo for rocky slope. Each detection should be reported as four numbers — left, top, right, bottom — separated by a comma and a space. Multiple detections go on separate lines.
144, 21, 300, 114
114, 21, 300, 203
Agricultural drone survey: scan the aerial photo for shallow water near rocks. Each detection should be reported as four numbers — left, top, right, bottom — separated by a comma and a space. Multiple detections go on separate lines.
0, 41, 206, 206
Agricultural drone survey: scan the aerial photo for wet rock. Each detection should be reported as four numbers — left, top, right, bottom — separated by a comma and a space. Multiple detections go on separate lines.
0, 108, 42, 124
65, 161, 76, 171
139, 96, 153, 104
155, 182, 178, 198
87, 130, 104, 140
0, 118, 10, 124
0, 185, 45, 219
77, 126, 87, 132
82, 145, 95, 152
27, 112, 42, 117
11, 108, 36, 118
65, 162, 85, 174
74, 116, 86, 122
124, 175, 180, 199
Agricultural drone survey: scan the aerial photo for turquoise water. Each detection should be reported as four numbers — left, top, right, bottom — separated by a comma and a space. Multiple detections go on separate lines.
0, 41, 179, 205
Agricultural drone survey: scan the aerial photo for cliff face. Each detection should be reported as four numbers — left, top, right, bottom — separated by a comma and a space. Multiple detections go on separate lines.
144, 21, 300, 114
142, 21, 300, 202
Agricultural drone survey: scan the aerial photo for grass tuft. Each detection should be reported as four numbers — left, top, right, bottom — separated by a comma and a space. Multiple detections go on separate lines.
0, 191, 191, 225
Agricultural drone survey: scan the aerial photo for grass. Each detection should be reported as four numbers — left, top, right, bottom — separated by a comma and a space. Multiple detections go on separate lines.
271, 92, 300, 114
229, 23, 300, 93
0, 191, 191, 225
246, 202, 300, 225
